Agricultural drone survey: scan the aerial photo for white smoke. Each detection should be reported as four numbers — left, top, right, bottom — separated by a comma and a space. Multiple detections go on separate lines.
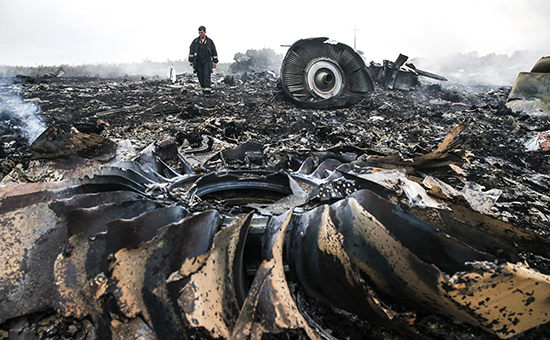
0, 78, 47, 144
411, 50, 546, 86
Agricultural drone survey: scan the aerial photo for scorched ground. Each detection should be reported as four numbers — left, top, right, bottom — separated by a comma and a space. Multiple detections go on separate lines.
1, 68, 550, 340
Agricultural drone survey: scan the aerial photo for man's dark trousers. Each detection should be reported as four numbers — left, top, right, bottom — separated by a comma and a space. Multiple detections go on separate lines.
196, 62, 211, 93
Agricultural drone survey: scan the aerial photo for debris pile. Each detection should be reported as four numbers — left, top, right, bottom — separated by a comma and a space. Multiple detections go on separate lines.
368, 53, 447, 91
228, 48, 282, 74
1, 49, 550, 340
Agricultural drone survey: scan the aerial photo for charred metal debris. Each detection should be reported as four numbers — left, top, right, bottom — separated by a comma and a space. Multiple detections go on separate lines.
507, 56, 550, 116
2, 41, 550, 340
278, 38, 447, 109
279, 38, 375, 109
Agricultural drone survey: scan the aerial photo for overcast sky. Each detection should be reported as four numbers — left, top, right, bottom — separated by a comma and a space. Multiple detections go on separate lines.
1, 0, 549, 67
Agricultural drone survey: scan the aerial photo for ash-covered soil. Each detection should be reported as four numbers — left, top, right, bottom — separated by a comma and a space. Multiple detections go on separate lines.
1, 71, 550, 340
4, 72, 550, 232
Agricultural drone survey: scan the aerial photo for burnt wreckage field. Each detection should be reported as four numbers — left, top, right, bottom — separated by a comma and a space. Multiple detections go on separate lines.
1, 50, 550, 339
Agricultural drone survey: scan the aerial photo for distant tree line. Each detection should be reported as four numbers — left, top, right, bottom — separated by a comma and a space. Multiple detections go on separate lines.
0, 59, 227, 78
0, 48, 284, 79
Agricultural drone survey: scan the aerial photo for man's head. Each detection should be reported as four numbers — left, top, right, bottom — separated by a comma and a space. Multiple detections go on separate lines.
198, 26, 206, 38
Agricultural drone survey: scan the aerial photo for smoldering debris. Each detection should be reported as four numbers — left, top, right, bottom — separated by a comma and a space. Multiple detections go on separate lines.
0, 77, 47, 143
1, 48, 550, 340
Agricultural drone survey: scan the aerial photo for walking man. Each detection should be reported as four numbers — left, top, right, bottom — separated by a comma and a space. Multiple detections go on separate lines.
189, 26, 218, 95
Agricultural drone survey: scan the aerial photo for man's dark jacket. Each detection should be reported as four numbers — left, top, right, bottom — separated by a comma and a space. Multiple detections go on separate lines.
188, 36, 218, 73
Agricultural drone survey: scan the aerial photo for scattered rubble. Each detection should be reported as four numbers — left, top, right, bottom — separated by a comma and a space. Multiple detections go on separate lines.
1, 47, 550, 340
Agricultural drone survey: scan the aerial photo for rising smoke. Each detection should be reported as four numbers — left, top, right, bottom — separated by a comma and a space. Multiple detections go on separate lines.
0, 77, 46, 144
411, 50, 546, 86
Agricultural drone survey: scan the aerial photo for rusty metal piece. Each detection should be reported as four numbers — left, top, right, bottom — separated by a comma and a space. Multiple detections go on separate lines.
327, 193, 550, 338
507, 56, 550, 114
0, 200, 68, 323
31, 125, 117, 161
109, 210, 222, 339
287, 203, 420, 337
526, 130, 550, 151
531, 56, 550, 73
178, 212, 253, 338
445, 261, 550, 339
280, 37, 374, 109
111, 317, 157, 340
232, 211, 327, 339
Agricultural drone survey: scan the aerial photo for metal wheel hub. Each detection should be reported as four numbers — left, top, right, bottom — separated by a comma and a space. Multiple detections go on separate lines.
306, 59, 343, 99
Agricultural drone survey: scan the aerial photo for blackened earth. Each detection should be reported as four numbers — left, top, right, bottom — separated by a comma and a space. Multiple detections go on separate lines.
1, 71, 550, 340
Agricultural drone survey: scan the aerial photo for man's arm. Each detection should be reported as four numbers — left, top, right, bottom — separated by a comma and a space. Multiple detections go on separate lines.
189, 39, 196, 66
210, 40, 218, 68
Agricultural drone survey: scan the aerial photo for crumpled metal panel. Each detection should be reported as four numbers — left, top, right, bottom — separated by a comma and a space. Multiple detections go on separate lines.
287, 204, 418, 337
344, 189, 495, 274
313, 190, 550, 338
506, 56, 550, 114
0, 178, 151, 325
53, 205, 190, 319
109, 210, 222, 339
0, 201, 67, 323
420, 201, 550, 263
329, 195, 484, 322
54, 232, 107, 320
232, 211, 324, 340
65, 200, 164, 237
445, 261, 550, 338
178, 212, 252, 338
2, 141, 550, 339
